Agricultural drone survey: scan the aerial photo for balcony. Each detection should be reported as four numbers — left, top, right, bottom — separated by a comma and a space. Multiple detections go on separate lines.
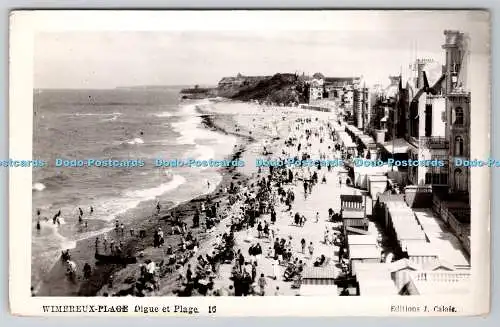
411, 271, 471, 283
419, 137, 449, 149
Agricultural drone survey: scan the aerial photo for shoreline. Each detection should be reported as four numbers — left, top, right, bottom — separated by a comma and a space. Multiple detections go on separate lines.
35, 102, 255, 297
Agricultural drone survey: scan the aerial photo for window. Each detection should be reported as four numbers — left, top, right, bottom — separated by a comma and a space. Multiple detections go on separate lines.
454, 168, 464, 191
455, 136, 464, 156
425, 104, 433, 137
454, 107, 464, 125
425, 173, 448, 185
425, 173, 432, 185
441, 173, 449, 185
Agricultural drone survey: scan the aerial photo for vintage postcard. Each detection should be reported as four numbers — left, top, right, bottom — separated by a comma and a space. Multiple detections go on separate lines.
8, 10, 490, 316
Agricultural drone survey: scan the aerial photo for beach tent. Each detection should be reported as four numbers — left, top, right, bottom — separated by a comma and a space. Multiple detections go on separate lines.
348, 235, 377, 246
348, 244, 381, 263
340, 194, 364, 209
342, 209, 368, 232
301, 266, 339, 285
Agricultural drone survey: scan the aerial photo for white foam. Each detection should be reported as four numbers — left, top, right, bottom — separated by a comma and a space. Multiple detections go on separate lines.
123, 174, 185, 200
101, 114, 120, 122
89, 174, 186, 222
152, 112, 173, 118
74, 112, 122, 117
171, 116, 201, 145
33, 182, 46, 191
126, 137, 144, 145
190, 144, 216, 160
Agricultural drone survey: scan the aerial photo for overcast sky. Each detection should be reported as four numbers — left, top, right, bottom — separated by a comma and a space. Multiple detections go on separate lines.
33, 11, 489, 89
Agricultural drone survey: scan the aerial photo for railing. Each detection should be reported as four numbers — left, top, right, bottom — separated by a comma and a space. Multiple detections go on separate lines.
432, 194, 471, 255
411, 271, 471, 283
419, 137, 449, 149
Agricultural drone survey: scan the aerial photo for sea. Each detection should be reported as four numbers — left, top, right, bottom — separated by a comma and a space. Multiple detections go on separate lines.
32, 88, 237, 290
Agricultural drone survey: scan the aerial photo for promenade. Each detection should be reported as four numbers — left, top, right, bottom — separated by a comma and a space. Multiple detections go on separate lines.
208, 111, 362, 296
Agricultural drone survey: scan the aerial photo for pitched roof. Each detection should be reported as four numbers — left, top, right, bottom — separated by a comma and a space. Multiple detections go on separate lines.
423, 259, 455, 271
389, 258, 419, 272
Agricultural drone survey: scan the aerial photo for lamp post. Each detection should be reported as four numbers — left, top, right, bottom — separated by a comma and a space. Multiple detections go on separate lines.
391, 99, 397, 172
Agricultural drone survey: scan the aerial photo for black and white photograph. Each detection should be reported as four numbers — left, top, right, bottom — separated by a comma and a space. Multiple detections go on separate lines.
9, 10, 490, 316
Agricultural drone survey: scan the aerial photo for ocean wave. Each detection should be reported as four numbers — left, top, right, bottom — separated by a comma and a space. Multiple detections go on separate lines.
33, 182, 46, 191
188, 144, 216, 161
101, 137, 145, 153
37, 173, 70, 189
187, 145, 216, 170
74, 112, 122, 117
126, 137, 144, 145
123, 174, 185, 201
171, 117, 201, 145
152, 112, 173, 118
100, 113, 121, 122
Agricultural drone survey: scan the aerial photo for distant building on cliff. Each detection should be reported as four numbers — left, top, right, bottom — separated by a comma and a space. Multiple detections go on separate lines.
324, 77, 361, 99
218, 73, 271, 89
307, 73, 325, 102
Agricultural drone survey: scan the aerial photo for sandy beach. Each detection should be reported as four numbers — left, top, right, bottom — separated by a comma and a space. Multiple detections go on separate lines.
177, 101, 367, 296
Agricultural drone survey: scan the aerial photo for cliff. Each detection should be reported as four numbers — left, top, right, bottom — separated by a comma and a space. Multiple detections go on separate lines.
180, 86, 218, 99
217, 73, 308, 104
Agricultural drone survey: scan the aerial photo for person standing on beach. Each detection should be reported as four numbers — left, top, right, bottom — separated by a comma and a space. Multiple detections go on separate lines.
251, 262, 257, 283
110, 240, 115, 254
186, 264, 193, 283
156, 201, 161, 216
90, 206, 94, 215
315, 212, 320, 223
257, 222, 263, 238
53, 210, 61, 224
258, 273, 267, 296
308, 242, 315, 259
272, 258, 280, 280
294, 212, 300, 226
301, 238, 306, 254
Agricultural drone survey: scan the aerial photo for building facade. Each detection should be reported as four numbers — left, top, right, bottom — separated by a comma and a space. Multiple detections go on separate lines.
442, 30, 471, 195
324, 77, 361, 99
405, 59, 449, 186
353, 85, 371, 131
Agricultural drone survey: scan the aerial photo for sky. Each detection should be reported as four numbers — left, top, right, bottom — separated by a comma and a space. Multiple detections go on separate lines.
33, 11, 489, 89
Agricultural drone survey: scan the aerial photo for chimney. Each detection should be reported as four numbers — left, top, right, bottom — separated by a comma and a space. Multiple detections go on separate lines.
417, 61, 426, 89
